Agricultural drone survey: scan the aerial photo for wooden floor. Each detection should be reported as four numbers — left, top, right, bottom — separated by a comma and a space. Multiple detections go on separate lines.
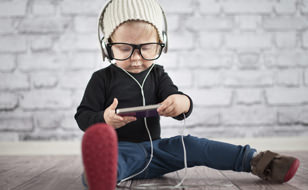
0, 151, 307, 190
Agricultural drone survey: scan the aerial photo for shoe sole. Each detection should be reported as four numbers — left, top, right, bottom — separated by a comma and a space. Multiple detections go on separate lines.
284, 159, 300, 182
82, 123, 118, 190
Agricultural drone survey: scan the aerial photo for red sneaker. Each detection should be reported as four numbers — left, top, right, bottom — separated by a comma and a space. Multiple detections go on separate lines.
82, 123, 118, 190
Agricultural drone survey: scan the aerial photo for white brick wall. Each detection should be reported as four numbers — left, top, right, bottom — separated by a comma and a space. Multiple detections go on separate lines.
1, 0, 308, 141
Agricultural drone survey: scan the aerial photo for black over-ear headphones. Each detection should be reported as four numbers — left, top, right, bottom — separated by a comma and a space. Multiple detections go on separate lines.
97, 0, 168, 62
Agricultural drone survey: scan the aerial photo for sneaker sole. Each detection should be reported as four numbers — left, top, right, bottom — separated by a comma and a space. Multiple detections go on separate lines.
284, 159, 300, 182
82, 123, 118, 190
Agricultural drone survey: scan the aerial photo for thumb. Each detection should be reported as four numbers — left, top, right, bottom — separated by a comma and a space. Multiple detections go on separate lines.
109, 98, 118, 110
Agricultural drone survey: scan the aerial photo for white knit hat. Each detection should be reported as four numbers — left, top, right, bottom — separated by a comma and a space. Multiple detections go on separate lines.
102, 0, 165, 43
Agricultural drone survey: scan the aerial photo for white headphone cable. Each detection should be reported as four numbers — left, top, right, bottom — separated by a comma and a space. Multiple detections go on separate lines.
115, 63, 188, 189
116, 64, 155, 185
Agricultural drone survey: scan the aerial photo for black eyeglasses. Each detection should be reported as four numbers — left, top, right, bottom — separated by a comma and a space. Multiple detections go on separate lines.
106, 42, 165, 61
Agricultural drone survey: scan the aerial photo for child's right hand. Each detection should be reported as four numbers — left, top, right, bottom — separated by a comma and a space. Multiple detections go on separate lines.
103, 98, 137, 129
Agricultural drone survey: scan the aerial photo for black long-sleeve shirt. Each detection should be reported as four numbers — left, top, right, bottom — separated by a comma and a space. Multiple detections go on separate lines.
75, 64, 193, 142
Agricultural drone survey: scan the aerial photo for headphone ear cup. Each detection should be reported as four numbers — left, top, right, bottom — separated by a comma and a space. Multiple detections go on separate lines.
101, 39, 110, 60
162, 31, 168, 53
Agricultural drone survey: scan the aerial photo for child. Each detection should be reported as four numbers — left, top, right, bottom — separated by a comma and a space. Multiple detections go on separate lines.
75, 0, 300, 189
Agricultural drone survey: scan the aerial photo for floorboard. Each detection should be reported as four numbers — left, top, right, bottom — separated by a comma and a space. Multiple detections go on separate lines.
0, 151, 307, 190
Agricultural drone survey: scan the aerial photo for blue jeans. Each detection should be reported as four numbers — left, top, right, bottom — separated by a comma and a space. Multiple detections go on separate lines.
117, 135, 255, 181
82, 135, 256, 188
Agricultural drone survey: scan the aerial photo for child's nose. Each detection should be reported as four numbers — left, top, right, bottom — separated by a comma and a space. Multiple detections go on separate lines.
131, 49, 142, 60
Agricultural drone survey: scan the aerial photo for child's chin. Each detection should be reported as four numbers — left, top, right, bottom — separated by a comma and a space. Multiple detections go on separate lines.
128, 67, 144, 73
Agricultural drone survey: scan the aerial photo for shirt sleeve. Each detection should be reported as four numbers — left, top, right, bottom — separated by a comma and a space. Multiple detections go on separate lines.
74, 72, 106, 132
157, 66, 193, 120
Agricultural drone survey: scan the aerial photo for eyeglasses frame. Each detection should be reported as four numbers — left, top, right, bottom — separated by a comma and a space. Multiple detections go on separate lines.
106, 42, 165, 61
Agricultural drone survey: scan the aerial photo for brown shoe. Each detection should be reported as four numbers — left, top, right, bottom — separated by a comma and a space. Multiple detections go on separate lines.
250, 150, 300, 183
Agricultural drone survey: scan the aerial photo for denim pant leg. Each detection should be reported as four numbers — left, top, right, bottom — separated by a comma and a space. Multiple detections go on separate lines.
117, 141, 149, 182
133, 135, 256, 179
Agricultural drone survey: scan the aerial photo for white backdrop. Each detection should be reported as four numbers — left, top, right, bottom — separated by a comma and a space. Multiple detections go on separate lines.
0, 0, 308, 141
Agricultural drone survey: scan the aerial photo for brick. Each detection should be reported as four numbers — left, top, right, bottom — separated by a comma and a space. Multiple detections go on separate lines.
60, 113, 80, 131
160, 116, 185, 129
225, 33, 272, 50
221, 106, 276, 125
0, 54, 16, 72
266, 87, 308, 105
263, 17, 308, 30
0, 73, 29, 90
32, 0, 56, 16
235, 89, 262, 105
179, 51, 234, 69
31, 35, 54, 51
0, 93, 18, 110
302, 0, 308, 14
21, 130, 82, 141
187, 127, 246, 139
168, 31, 194, 51
0, 19, 15, 34
69, 52, 97, 70
60, 0, 102, 15
277, 106, 308, 125
166, 15, 180, 32
161, 107, 220, 129
59, 71, 92, 89
222, 0, 274, 14
167, 69, 193, 89
72, 89, 84, 106
223, 70, 274, 87
74, 16, 97, 33
158, 52, 178, 69
20, 90, 72, 110
0, 114, 33, 131
237, 52, 260, 69
18, 18, 69, 34
275, 32, 297, 49
304, 30, 308, 48
18, 53, 66, 72
235, 15, 262, 30
199, 32, 222, 49
0, 35, 27, 53
0, 0, 27, 17
274, 52, 297, 67
264, 51, 303, 68
274, 0, 296, 15
195, 70, 222, 87
186, 107, 220, 126
34, 112, 64, 129
31, 72, 58, 88
250, 126, 308, 137
274, 69, 301, 87
159, 0, 193, 14
0, 133, 19, 141
186, 16, 233, 31
186, 88, 232, 107
56, 33, 98, 51
305, 69, 308, 86
199, 0, 221, 15
297, 51, 308, 67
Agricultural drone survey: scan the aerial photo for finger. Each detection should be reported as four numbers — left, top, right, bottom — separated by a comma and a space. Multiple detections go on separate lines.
123, 116, 136, 121
113, 121, 127, 127
109, 98, 118, 110
158, 101, 170, 113
159, 101, 174, 115
162, 106, 175, 116
125, 118, 137, 124
113, 114, 124, 121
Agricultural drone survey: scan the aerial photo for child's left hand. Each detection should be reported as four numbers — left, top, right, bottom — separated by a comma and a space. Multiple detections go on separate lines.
157, 94, 190, 117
